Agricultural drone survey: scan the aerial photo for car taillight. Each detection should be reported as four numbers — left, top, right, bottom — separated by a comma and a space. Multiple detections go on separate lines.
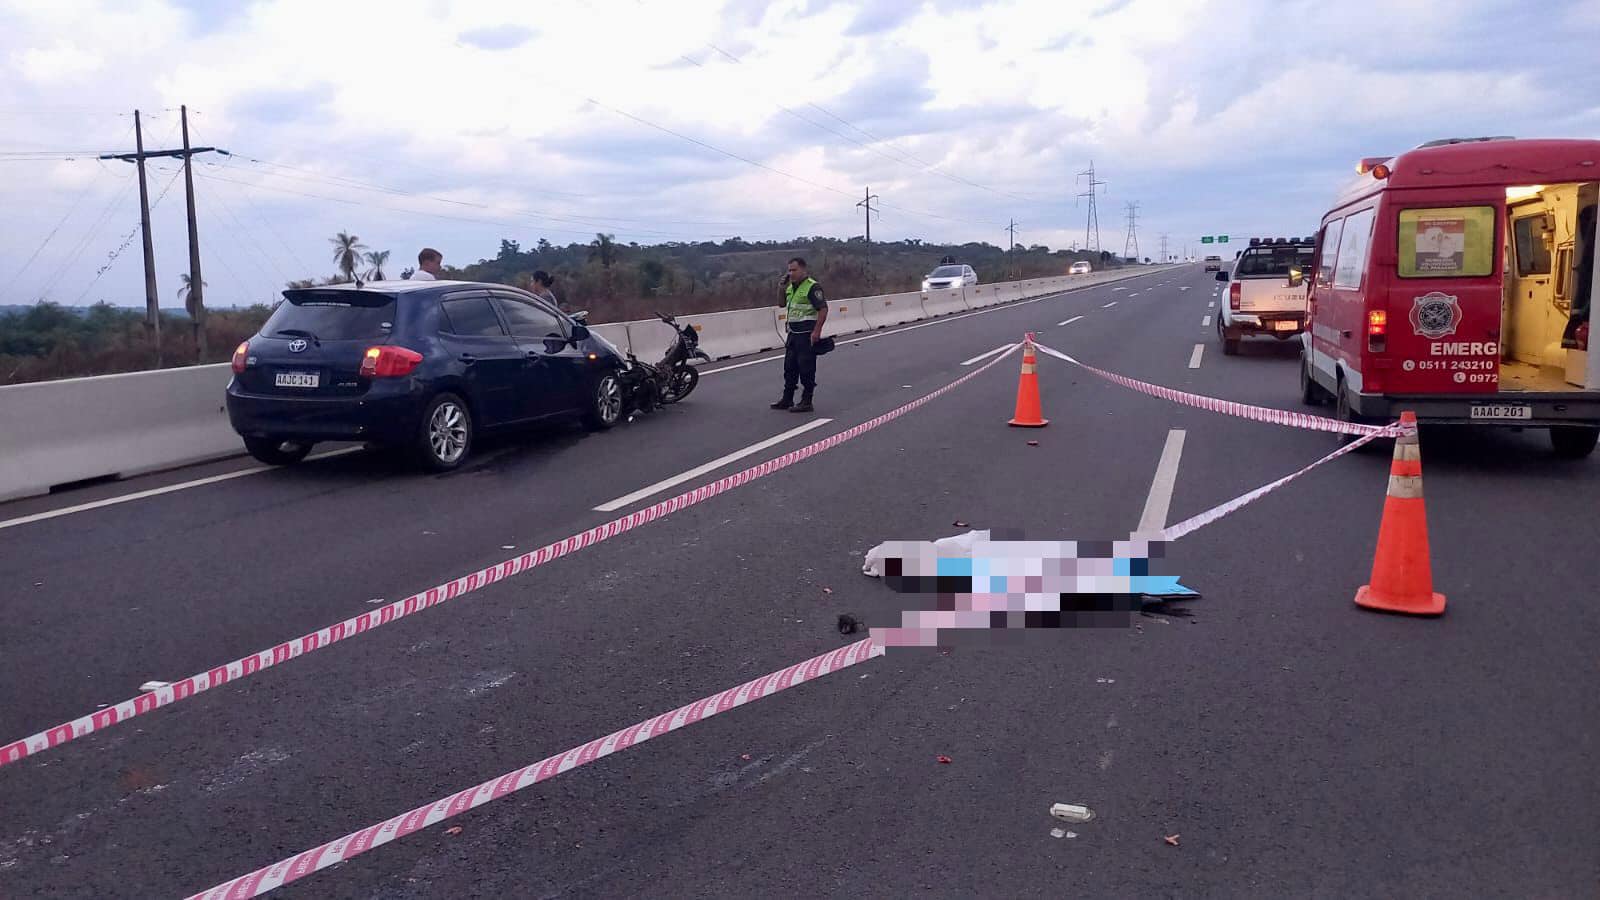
360, 345, 423, 378
1368, 310, 1387, 353
1228, 282, 1241, 310
231, 341, 249, 374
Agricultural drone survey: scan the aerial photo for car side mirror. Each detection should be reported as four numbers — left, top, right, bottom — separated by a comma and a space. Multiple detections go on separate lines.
570, 309, 589, 324
1287, 268, 1305, 288
1215, 271, 1229, 282
569, 323, 590, 343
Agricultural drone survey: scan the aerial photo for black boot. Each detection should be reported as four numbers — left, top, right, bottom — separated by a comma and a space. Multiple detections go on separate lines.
791, 391, 814, 413
770, 390, 794, 410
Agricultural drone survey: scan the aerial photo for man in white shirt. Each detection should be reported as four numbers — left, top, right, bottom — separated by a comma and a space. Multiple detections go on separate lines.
411, 247, 443, 281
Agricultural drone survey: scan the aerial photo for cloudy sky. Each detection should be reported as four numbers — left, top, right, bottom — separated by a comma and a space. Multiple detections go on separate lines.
3, 0, 1599, 307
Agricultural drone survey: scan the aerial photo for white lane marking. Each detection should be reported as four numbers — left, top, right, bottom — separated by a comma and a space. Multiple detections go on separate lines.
699, 272, 1170, 377
1128, 292, 1141, 297
961, 343, 1017, 366
593, 418, 833, 512
1102, 301, 1118, 308
1111, 287, 1128, 292
1058, 316, 1084, 327
1202, 315, 1212, 327
1207, 301, 1216, 308
1188, 344, 1205, 369
1135, 429, 1186, 537
1179, 286, 1190, 291
0, 448, 363, 532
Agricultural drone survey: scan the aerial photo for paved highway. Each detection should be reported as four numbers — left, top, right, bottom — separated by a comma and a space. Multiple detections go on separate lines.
2, 266, 1596, 897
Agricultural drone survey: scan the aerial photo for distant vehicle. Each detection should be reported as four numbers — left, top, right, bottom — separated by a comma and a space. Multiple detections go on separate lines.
1301, 137, 1600, 457
1203, 255, 1223, 271
1068, 261, 1093, 275
226, 281, 628, 472
923, 264, 978, 291
1214, 237, 1317, 355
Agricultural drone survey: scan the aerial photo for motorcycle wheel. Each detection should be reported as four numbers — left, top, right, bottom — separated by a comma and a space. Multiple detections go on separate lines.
667, 366, 699, 402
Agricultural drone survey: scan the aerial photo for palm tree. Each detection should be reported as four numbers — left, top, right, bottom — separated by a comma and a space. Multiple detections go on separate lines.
590, 233, 617, 299
176, 273, 207, 316
330, 231, 368, 282
364, 249, 391, 281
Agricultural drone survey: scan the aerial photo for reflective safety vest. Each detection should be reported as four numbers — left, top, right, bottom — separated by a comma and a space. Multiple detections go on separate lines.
785, 277, 819, 323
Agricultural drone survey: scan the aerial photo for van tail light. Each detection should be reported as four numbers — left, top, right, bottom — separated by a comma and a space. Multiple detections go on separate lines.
1367, 310, 1388, 353
1228, 282, 1242, 310
231, 341, 249, 374
360, 345, 423, 378
1576, 321, 1590, 351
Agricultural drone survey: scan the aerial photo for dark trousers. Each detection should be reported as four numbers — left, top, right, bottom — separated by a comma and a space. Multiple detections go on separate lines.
783, 327, 817, 393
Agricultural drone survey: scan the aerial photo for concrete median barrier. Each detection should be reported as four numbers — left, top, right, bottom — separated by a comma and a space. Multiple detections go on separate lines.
818, 298, 872, 336
0, 363, 243, 503
624, 319, 682, 364
858, 291, 923, 328
684, 308, 786, 360
964, 283, 1007, 308
919, 287, 969, 318
591, 323, 632, 355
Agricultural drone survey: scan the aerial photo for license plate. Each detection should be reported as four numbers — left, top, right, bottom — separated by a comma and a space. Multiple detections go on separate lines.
1470, 404, 1531, 421
1273, 320, 1299, 332
274, 371, 319, 388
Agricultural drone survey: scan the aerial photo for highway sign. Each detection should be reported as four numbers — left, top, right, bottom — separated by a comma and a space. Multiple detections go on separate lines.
1218, 235, 1229, 243
1200, 236, 1214, 244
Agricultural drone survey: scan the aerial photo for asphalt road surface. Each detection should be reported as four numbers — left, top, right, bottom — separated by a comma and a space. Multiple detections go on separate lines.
2, 266, 1596, 898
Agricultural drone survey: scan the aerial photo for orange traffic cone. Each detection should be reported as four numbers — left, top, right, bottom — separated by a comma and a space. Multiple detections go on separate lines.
1354, 411, 1445, 616
1008, 333, 1048, 428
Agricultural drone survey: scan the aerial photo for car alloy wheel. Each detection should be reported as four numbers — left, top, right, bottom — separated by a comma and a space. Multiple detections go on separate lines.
428, 399, 469, 464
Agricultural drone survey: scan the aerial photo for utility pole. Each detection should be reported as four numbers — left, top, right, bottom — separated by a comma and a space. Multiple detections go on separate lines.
1123, 201, 1140, 262
1076, 161, 1106, 254
100, 108, 220, 368
180, 105, 206, 360
856, 186, 879, 290
1007, 219, 1018, 278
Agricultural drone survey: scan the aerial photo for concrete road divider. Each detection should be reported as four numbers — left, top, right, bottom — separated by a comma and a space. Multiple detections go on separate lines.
819, 298, 872, 336
0, 363, 243, 503
624, 318, 682, 364
858, 291, 923, 328
591, 323, 632, 355
683, 308, 786, 360
920, 287, 969, 318
964, 283, 1007, 308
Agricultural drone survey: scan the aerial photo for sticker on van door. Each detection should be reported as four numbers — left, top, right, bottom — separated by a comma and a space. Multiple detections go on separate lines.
1409, 291, 1461, 339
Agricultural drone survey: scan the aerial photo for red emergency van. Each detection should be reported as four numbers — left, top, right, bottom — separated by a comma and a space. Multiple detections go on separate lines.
1300, 137, 1600, 457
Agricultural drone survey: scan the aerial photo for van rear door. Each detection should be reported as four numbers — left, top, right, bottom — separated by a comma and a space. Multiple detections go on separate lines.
1381, 202, 1502, 395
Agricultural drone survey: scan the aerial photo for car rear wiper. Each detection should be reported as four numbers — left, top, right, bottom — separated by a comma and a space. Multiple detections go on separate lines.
273, 328, 321, 345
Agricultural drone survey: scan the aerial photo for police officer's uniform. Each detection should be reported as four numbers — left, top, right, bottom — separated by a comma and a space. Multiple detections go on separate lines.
772, 275, 825, 411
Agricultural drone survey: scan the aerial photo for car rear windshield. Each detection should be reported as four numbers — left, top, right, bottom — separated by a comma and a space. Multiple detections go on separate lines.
930, 266, 964, 277
1234, 245, 1315, 277
265, 291, 398, 341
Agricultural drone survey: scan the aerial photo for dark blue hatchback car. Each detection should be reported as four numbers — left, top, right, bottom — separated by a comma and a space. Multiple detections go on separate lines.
226, 280, 627, 471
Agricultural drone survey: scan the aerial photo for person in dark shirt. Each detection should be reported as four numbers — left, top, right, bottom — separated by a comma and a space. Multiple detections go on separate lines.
771, 256, 829, 412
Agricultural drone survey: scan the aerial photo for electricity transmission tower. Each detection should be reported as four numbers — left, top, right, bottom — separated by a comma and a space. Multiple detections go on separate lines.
1123, 202, 1140, 261
1076, 161, 1105, 253
1159, 233, 1169, 263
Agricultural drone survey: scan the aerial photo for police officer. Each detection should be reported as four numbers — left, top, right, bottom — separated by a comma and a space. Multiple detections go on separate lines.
771, 256, 828, 412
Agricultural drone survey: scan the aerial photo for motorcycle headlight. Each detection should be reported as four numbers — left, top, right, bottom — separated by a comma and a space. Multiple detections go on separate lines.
921, 280, 931, 291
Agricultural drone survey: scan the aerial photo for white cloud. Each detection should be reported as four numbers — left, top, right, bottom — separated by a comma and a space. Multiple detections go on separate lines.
0, 0, 1596, 304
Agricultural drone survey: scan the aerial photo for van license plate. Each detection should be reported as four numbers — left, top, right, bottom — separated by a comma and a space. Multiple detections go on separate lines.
1272, 320, 1299, 332
274, 371, 319, 389
1470, 404, 1530, 421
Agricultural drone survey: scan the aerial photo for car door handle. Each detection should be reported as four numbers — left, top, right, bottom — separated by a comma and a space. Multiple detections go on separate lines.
458, 353, 478, 365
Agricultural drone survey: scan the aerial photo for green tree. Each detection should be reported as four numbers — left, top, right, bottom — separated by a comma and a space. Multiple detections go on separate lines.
329, 231, 368, 283
177, 273, 207, 317
364, 249, 391, 281
590, 233, 617, 298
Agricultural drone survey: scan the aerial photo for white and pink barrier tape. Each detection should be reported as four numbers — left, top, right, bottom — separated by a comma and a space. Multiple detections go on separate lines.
0, 347, 1022, 771
186, 638, 883, 899
1031, 342, 1392, 437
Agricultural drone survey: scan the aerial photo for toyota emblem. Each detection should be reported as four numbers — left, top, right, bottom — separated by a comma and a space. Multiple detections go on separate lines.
288, 339, 308, 353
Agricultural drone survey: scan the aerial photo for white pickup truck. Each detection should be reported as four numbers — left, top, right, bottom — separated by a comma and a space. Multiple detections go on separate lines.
1214, 237, 1317, 355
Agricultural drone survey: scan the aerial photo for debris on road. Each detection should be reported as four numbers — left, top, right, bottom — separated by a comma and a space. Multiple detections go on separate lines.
1050, 828, 1067, 839
837, 613, 863, 635
937, 755, 953, 764
1026, 440, 1039, 446
1095, 677, 1115, 684
740, 754, 752, 761
501, 545, 515, 550
446, 827, 463, 836
138, 681, 170, 692
366, 597, 385, 605
952, 520, 968, 527
1050, 803, 1095, 823
1164, 834, 1181, 846
822, 587, 833, 594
